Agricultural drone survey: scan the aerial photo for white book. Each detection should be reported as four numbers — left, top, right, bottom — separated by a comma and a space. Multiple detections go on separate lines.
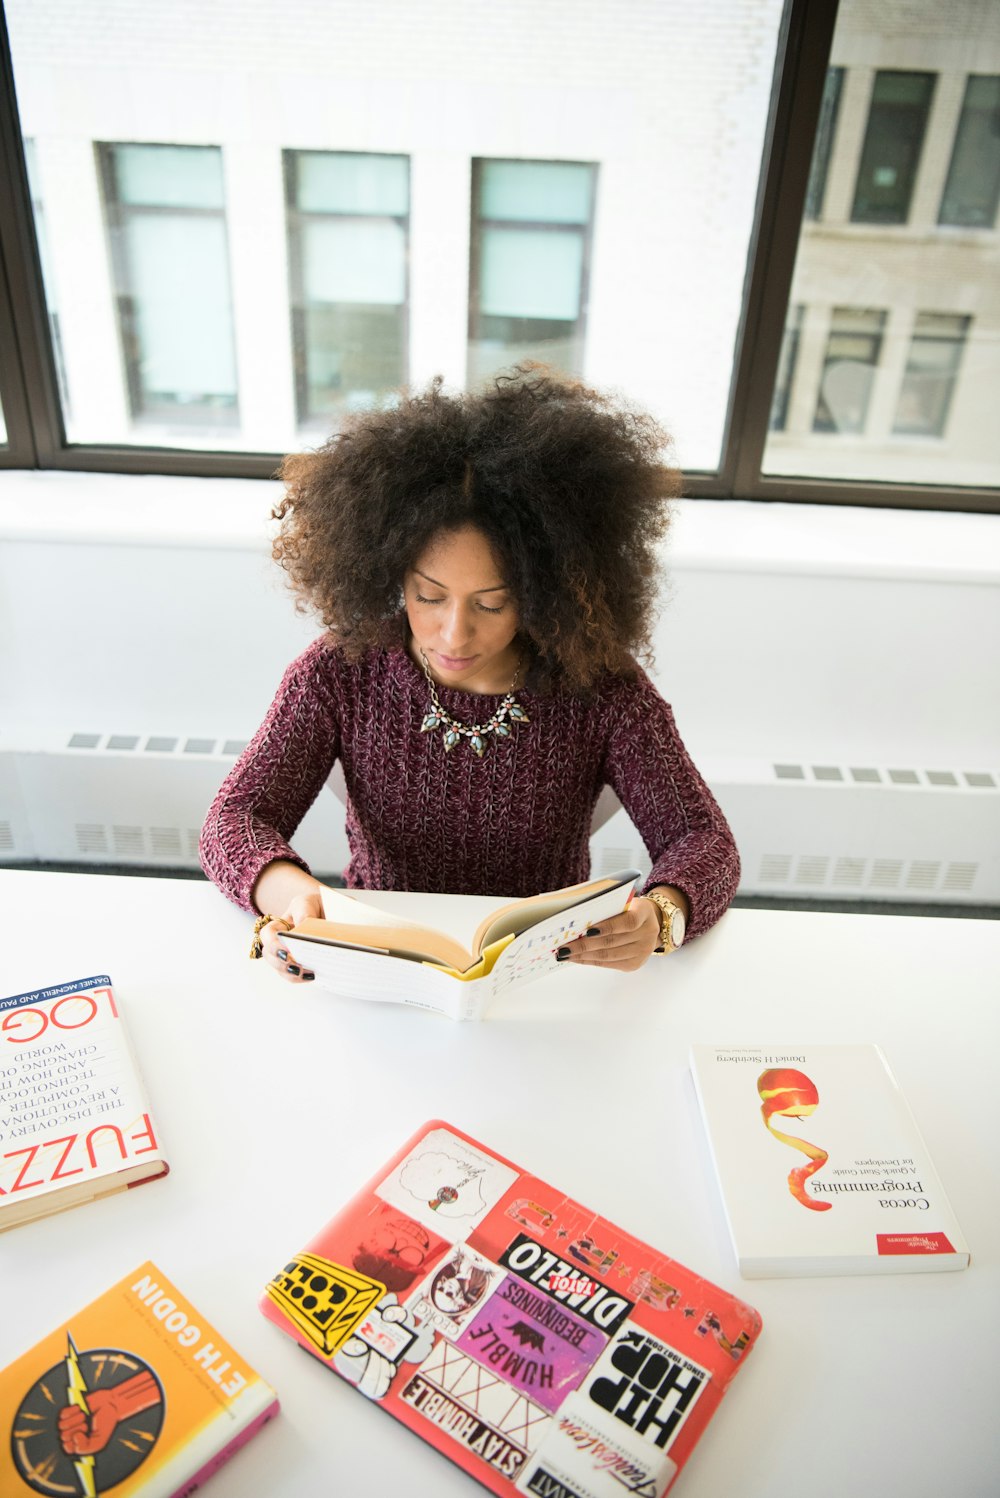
283, 871, 641, 1021
689, 1044, 970, 1279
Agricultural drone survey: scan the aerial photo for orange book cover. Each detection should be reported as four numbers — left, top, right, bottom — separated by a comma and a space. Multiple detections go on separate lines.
1, 1262, 278, 1498
260, 1120, 762, 1496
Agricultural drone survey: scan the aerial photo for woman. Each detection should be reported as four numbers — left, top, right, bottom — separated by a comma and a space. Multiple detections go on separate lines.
200, 368, 739, 982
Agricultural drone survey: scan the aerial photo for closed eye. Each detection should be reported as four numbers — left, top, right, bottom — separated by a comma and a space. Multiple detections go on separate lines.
415, 592, 506, 615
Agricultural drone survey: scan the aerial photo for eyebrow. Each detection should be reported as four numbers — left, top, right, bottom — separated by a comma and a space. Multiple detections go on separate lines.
414, 568, 508, 593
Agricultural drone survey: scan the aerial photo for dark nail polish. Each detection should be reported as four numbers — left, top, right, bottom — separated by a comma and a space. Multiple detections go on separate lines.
556, 948, 570, 961
586, 927, 601, 937
276, 948, 288, 961
287, 964, 301, 976
302, 972, 315, 981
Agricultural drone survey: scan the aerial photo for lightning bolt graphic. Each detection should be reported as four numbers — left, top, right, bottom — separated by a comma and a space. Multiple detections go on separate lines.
65, 1334, 98, 1498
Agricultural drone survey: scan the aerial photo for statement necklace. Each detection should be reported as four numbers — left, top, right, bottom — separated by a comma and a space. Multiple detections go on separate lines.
419, 649, 529, 756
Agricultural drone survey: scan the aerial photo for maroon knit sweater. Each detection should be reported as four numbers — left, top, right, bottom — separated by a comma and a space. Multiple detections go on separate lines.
199, 637, 740, 938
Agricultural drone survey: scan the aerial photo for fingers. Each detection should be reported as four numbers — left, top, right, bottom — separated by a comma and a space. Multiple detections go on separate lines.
263, 918, 315, 984
558, 901, 660, 973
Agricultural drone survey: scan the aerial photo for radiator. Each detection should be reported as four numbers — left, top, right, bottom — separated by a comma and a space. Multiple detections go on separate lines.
1, 736, 997, 905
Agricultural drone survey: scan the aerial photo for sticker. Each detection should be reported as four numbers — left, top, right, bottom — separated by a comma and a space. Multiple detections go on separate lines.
377, 1128, 518, 1243
457, 1274, 607, 1415
334, 1293, 435, 1401
265, 1252, 385, 1358
579, 1326, 709, 1454
515, 1392, 678, 1498
402, 1341, 551, 1481
408, 1244, 504, 1342
693, 1308, 752, 1361
628, 1271, 682, 1313
500, 1233, 635, 1336
507, 1198, 560, 1234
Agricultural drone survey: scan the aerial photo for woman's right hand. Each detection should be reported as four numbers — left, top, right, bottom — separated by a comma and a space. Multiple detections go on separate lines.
252, 861, 326, 984
261, 889, 323, 983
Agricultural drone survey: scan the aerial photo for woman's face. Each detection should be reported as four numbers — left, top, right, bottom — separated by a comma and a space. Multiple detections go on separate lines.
404, 524, 521, 693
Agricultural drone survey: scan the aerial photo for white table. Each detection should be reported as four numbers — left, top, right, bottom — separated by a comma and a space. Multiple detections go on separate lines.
2, 870, 998, 1498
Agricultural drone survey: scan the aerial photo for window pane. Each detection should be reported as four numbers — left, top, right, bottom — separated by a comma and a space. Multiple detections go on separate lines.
115, 144, 226, 210
892, 313, 969, 435
805, 68, 844, 221
7, 1, 784, 463
296, 152, 409, 216
939, 76, 1000, 228
480, 161, 593, 224
813, 308, 885, 434
102, 144, 239, 426
303, 219, 407, 304
852, 72, 935, 224
763, 0, 1000, 488
480, 227, 584, 320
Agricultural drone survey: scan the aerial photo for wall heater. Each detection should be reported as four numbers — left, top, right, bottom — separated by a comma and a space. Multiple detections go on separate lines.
1, 736, 997, 906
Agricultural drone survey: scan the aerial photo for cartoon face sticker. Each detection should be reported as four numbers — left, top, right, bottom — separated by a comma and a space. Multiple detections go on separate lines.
353, 1211, 439, 1294
11, 1336, 165, 1496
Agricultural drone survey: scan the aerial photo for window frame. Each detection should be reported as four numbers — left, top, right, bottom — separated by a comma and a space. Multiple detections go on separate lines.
0, 1, 997, 512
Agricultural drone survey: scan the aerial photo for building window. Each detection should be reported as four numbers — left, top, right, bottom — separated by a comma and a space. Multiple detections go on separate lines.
813, 308, 886, 433
804, 68, 844, 221
98, 144, 239, 425
23, 140, 70, 414
939, 76, 1000, 228
851, 72, 935, 225
468, 158, 597, 388
286, 152, 409, 427
893, 313, 970, 436
769, 304, 803, 431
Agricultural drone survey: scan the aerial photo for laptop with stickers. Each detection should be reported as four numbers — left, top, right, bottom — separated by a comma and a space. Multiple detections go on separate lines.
260, 1120, 762, 1497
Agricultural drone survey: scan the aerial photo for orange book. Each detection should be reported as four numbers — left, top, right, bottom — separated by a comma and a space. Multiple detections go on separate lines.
1, 1262, 278, 1497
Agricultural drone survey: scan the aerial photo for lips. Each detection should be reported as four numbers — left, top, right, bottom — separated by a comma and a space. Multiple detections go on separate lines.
436, 652, 477, 671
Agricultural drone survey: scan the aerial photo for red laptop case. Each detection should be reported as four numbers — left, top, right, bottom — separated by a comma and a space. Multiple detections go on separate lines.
260, 1119, 762, 1497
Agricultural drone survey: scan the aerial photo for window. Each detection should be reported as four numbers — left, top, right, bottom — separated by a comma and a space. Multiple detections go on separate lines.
99, 143, 239, 427
1, 0, 997, 509
851, 72, 935, 225
769, 304, 802, 431
939, 76, 1000, 228
804, 68, 844, 220
813, 308, 885, 434
893, 313, 970, 436
468, 159, 596, 389
286, 152, 409, 427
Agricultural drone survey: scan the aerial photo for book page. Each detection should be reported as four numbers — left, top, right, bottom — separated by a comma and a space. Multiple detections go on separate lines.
485, 877, 642, 1000
290, 919, 474, 972
319, 884, 431, 933
471, 870, 640, 955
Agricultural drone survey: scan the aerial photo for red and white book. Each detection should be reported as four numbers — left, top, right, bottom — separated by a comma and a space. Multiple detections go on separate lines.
0, 974, 168, 1232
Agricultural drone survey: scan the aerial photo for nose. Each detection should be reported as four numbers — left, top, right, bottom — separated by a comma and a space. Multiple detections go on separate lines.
440, 601, 473, 649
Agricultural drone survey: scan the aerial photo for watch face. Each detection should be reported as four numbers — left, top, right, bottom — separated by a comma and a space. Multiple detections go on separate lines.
668, 908, 686, 948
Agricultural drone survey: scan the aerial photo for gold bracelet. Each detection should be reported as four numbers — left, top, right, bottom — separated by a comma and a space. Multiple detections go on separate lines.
249, 912, 288, 960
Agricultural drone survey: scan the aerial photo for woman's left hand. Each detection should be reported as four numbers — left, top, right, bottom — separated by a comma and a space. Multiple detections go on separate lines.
558, 895, 664, 973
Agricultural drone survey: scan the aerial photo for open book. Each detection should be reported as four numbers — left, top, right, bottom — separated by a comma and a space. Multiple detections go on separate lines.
282, 870, 641, 1021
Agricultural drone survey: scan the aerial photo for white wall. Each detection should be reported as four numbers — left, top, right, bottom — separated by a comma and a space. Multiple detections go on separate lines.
1, 472, 998, 900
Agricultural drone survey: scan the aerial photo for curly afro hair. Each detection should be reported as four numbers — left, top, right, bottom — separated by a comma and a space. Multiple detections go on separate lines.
273, 366, 680, 693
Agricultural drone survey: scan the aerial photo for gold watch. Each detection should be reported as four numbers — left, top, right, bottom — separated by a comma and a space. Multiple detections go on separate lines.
645, 890, 686, 954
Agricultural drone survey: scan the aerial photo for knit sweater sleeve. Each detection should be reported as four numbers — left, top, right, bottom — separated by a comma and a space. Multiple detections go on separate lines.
199, 639, 341, 911
601, 675, 740, 939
